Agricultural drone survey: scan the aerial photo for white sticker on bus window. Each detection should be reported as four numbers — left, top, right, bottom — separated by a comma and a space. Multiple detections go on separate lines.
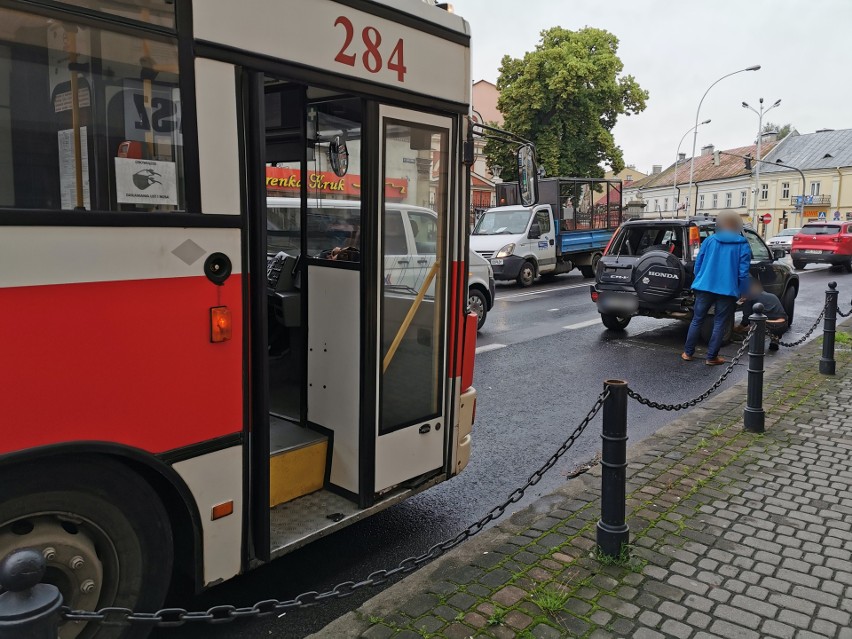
115, 158, 178, 206
58, 127, 91, 210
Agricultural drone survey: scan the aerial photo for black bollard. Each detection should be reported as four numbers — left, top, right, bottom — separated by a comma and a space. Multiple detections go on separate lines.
0, 549, 62, 639
597, 379, 629, 559
820, 281, 838, 376
743, 302, 767, 433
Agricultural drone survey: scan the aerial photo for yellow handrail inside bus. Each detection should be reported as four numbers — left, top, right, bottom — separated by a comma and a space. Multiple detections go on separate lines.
382, 261, 439, 374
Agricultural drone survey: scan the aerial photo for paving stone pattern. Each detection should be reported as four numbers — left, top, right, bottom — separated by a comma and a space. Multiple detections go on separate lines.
321, 329, 852, 639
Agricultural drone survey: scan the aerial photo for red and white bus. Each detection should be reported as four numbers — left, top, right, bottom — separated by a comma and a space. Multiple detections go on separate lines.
0, 1, 485, 635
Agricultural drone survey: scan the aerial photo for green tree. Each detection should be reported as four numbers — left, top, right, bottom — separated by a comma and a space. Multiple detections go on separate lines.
484, 27, 648, 179
762, 122, 794, 139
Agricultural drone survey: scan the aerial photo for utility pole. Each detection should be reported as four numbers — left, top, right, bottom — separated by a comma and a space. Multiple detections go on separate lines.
742, 98, 782, 227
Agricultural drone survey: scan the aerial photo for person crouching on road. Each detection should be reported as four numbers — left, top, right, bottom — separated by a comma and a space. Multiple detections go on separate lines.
733, 278, 789, 351
682, 211, 752, 365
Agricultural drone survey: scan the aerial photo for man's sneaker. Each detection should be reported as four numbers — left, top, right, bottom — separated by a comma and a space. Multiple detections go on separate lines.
705, 356, 726, 366
769, 342, 780, 351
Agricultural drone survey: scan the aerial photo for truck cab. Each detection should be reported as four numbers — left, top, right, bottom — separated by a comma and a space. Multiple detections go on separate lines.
470, 205, 557, 287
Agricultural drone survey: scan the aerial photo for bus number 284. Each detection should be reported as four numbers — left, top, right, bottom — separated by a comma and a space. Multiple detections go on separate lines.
334, 16, 407, 82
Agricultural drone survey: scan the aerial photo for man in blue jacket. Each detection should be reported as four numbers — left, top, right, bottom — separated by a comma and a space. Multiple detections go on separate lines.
682, 211, 752, 365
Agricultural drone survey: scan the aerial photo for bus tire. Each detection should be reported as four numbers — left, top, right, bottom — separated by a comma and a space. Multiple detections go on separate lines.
0, 457, 173, 639
516, 261, 536, 288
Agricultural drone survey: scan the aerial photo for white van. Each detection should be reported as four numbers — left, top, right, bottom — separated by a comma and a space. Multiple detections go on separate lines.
266, 197, 494, 329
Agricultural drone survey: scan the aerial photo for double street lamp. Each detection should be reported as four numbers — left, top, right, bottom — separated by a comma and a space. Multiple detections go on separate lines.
743, 97, 782, 227
686, 65, 761, 214
672, 119, 711, 217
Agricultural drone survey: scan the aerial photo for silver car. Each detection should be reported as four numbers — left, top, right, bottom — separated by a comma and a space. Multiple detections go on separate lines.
767, 227, 802, 254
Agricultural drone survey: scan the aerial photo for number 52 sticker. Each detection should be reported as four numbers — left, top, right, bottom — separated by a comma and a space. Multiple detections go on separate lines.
333, 16, 407, 82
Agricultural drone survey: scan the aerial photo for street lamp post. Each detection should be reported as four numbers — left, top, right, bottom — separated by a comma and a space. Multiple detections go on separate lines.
687, 65, 761, 214
673, 119, 711, 218
743, 97, 782, 229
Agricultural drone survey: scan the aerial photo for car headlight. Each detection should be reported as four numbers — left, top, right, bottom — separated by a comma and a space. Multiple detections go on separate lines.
494, 243, 516, 258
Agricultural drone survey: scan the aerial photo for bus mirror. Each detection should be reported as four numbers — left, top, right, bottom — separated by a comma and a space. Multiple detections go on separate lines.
517, 144, 538, 207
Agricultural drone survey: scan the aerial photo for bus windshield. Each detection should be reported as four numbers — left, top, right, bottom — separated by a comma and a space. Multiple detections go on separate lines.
473, 208, 532, 235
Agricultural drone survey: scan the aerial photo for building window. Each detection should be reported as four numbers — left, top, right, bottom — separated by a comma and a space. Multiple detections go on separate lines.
625, 175, 633, 184
654, 199, 659, 211
712, 193, 718, 209
698, 194, 704, 210
725, 193, 732, 208
663, 198, 668, 211
760, 184, 769, 200
810, 182, 821, 196
781, 183, 790, 199
739, 191, 746, 207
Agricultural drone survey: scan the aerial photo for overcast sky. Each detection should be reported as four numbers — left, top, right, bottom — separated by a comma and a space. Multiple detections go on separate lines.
451, 0, 852, 175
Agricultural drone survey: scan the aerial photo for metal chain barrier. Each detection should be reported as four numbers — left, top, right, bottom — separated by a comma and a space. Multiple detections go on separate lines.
837, 304, 852, 319
60, 392, 609, 629
626, 324, 754, 411
778, 303, 827, 347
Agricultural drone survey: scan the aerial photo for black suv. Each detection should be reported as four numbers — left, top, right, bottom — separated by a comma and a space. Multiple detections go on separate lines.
590, 217, 799, 340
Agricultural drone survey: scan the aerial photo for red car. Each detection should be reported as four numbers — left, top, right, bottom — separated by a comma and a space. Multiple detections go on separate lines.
791, 222, 852, 272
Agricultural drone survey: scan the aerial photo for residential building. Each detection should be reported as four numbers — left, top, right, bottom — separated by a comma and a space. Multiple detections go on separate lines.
605, 165, 647, 188
756, 128, 852, 235
624, 141, 774, 221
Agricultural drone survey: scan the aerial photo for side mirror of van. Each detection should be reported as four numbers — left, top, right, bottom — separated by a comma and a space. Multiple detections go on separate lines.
528, 223, 541, 239
517, 144, 538, 207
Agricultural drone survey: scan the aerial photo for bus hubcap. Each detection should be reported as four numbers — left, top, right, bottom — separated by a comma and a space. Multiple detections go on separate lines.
0, 516, 106, 639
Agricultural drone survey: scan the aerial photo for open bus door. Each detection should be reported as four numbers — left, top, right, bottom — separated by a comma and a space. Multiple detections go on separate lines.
247, 75, 459, 561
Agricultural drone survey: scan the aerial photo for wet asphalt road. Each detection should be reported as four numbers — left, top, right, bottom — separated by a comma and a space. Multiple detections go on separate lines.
162, 260, 844, 639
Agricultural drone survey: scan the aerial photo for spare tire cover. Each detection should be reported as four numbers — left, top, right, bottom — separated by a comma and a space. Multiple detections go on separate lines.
632, 250, 685, 303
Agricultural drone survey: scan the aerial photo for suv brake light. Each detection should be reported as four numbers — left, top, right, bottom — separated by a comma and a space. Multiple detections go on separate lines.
688, 226, 700, 259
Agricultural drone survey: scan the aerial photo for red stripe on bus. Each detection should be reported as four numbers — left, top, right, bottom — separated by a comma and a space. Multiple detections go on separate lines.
447, 260, 465, 379
0, 276, 243, 455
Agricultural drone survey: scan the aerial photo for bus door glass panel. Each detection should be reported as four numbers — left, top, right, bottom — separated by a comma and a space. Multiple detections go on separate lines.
264, 80, 306, 421
377, 107, 452, 492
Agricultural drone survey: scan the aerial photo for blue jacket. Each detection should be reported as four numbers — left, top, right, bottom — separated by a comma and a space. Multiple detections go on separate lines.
691, 231, 752, 298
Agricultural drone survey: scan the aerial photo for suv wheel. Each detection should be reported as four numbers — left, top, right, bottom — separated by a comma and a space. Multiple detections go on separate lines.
782, 286, 796, 326
843, 260, 852, 274
601, 313, 631, 331
792, 259, 806, 270
517, 261, 535, 288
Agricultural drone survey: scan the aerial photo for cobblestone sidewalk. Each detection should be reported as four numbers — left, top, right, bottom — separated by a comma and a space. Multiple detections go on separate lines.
313, 325, 852, 639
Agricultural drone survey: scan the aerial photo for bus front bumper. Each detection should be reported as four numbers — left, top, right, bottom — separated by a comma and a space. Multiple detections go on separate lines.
454, 386, 476, 475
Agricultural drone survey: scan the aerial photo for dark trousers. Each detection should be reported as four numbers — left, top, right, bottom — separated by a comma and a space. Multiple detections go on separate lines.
684, 291, 737, 359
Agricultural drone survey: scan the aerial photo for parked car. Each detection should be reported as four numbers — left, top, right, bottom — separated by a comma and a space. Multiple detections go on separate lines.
767, 227, 801, 254
468, 252, 496, 330
790, 222, 852, 272
590, 217, 799, 341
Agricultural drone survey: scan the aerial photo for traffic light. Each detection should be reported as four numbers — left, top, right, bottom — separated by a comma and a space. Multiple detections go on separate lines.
744, 154, 753, 170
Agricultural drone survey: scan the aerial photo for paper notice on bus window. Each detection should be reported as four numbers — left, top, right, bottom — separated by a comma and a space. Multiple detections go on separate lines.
58, 127, 91, 210
114, 158, 178, 206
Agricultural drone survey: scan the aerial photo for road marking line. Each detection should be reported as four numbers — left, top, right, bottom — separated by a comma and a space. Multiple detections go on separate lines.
475, 343, 507, 354
498, 282, 589, 300
563, 318, 601, 330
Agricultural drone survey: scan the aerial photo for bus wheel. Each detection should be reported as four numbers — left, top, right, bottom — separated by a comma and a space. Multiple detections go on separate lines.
0, 458, 173, 639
